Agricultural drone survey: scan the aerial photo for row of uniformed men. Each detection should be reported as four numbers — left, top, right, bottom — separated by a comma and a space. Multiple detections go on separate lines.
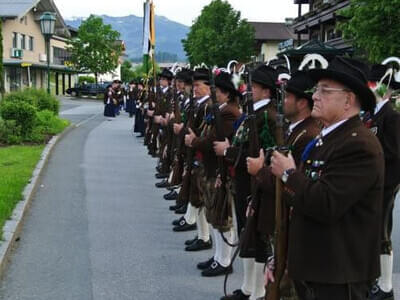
103, 79, 145, 119
137, 57, 400, 300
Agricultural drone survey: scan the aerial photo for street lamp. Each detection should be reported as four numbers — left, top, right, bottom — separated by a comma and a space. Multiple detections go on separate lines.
40, 12, 56, 94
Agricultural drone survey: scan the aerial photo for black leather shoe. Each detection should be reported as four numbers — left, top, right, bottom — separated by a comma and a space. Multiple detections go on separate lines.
164, 190, 178, 200
197, 257, 214, 270
172, 216, 184, 226
220, 289, 250, 300
369, 284, 394, 300
155, 180, 169, 188
185, 236, 198, 246
185, 238, 212, 251
174, 204, 187, 214
202, 261, 233, 277
169, 204, 179, 211
173, 219, 196, 232
155, 165, 161, 172
155, 172, 169, 179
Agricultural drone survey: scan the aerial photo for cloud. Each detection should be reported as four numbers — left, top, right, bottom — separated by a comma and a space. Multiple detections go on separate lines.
54, 0, 306, 26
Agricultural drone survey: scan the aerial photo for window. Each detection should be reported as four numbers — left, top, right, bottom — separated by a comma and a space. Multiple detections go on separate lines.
53, 47, 72, 65
12, 32, 18, 48
20, 34, 26, 50
29, 36, 34, 51
325, 27, 335, 41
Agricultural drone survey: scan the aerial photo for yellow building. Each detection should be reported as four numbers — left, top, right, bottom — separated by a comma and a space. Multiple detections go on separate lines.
0, 0, 78, 95
249, 21, 307, 62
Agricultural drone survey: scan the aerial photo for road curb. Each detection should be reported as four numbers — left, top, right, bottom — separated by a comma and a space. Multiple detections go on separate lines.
0, 125, 75, 278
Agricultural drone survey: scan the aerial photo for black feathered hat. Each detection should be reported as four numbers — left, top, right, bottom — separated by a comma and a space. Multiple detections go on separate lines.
214, 71, 239, 95
309, 56, 376, 113
251, 65, 278, 92
159, 68, 173, 80
176, 69, 193, 84
192, 68, 210, 84
369, 64, 400, 90
285, 71, 315, 103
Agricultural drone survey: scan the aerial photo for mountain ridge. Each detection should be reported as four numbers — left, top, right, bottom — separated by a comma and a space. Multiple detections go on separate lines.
65, 14, 189, 61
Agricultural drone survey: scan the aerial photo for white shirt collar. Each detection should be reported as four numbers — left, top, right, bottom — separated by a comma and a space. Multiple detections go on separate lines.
374, 99, 389, 115
253, 98, 271, 111
219, 102, 227, 110
288, 119, 304, 135
197, 95, 210, 106
321, 119, 348, 138
184, 98, 190, 106
162, 86, 169, 93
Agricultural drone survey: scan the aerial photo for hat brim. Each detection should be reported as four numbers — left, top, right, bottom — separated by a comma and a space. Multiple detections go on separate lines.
285, 85, 313, 102
215, 82, 240, 96
251, 78, 276, 92
309, 69, 376, 113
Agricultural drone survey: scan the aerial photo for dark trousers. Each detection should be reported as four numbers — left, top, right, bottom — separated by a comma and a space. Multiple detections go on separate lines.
293, 281, 370, 300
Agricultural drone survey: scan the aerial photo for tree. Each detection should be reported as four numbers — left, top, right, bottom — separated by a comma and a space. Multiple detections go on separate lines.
131, 63, 160, 81
0, 19, 4, 96
67, 15, 122, 83
121, 60, 135, 82
182, 0, 255, 67
337, 0, 400, 63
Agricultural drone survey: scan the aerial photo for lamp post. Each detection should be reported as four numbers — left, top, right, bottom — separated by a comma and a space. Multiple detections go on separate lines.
40, 12, 56, 94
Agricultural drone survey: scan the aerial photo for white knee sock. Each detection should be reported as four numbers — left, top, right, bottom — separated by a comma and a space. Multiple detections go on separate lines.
184, 203, 197, 225
213, 228, 220, 262
241, 258, 255, 296
217, 229, 234, 267
167, 170, 173, 184
197, 208, 210, 241
250, 262, 266, 300
378, 252, 393, 292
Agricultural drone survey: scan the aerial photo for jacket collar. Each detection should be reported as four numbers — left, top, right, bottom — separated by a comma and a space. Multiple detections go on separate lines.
254, 98, 271, 111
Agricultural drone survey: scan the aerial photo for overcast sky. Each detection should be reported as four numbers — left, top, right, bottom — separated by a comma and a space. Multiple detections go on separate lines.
53, 0, 306, 25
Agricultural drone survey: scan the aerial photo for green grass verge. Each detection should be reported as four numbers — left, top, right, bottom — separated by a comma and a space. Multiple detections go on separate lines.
0, 145, 44, 240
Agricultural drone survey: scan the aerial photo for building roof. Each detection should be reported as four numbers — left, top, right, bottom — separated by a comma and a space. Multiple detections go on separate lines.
279, 38, 350, 57
249, 22, 297, 41
0, 0, 40, 18
0, 0, 70, 38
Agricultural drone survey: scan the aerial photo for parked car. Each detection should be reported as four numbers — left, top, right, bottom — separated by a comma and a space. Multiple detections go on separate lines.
66, 82, 111, 97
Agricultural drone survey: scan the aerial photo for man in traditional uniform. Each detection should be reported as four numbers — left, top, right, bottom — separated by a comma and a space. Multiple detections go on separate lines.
126, 80, 138, 118
172, 68, 213, 251
214, 65, 278, 300
164, 69, 193, 202
366, 63, 400, 300
247, 70, 320, 300
186, 70, 241, 276
270, 57, 384, 300
152, 69, 174, 179
134, 80, 146, 137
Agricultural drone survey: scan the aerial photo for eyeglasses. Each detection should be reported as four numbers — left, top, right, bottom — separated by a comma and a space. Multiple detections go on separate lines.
307, 85, 351, 96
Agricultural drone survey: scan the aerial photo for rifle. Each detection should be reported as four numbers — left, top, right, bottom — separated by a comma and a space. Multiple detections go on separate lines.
184, 88, 196, 181
144, 78, 154, 146
265, 77, 289, 300
168, 86, 183, 186
223, 58, 261, 297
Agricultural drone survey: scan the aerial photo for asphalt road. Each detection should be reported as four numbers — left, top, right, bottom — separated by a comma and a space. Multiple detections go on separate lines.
0, 97, 242, 300
0, 97, 398, 299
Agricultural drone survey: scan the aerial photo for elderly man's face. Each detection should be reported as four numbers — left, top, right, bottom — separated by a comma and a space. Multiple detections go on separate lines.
311, 79, 351, 126
193, 80, 210, 98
